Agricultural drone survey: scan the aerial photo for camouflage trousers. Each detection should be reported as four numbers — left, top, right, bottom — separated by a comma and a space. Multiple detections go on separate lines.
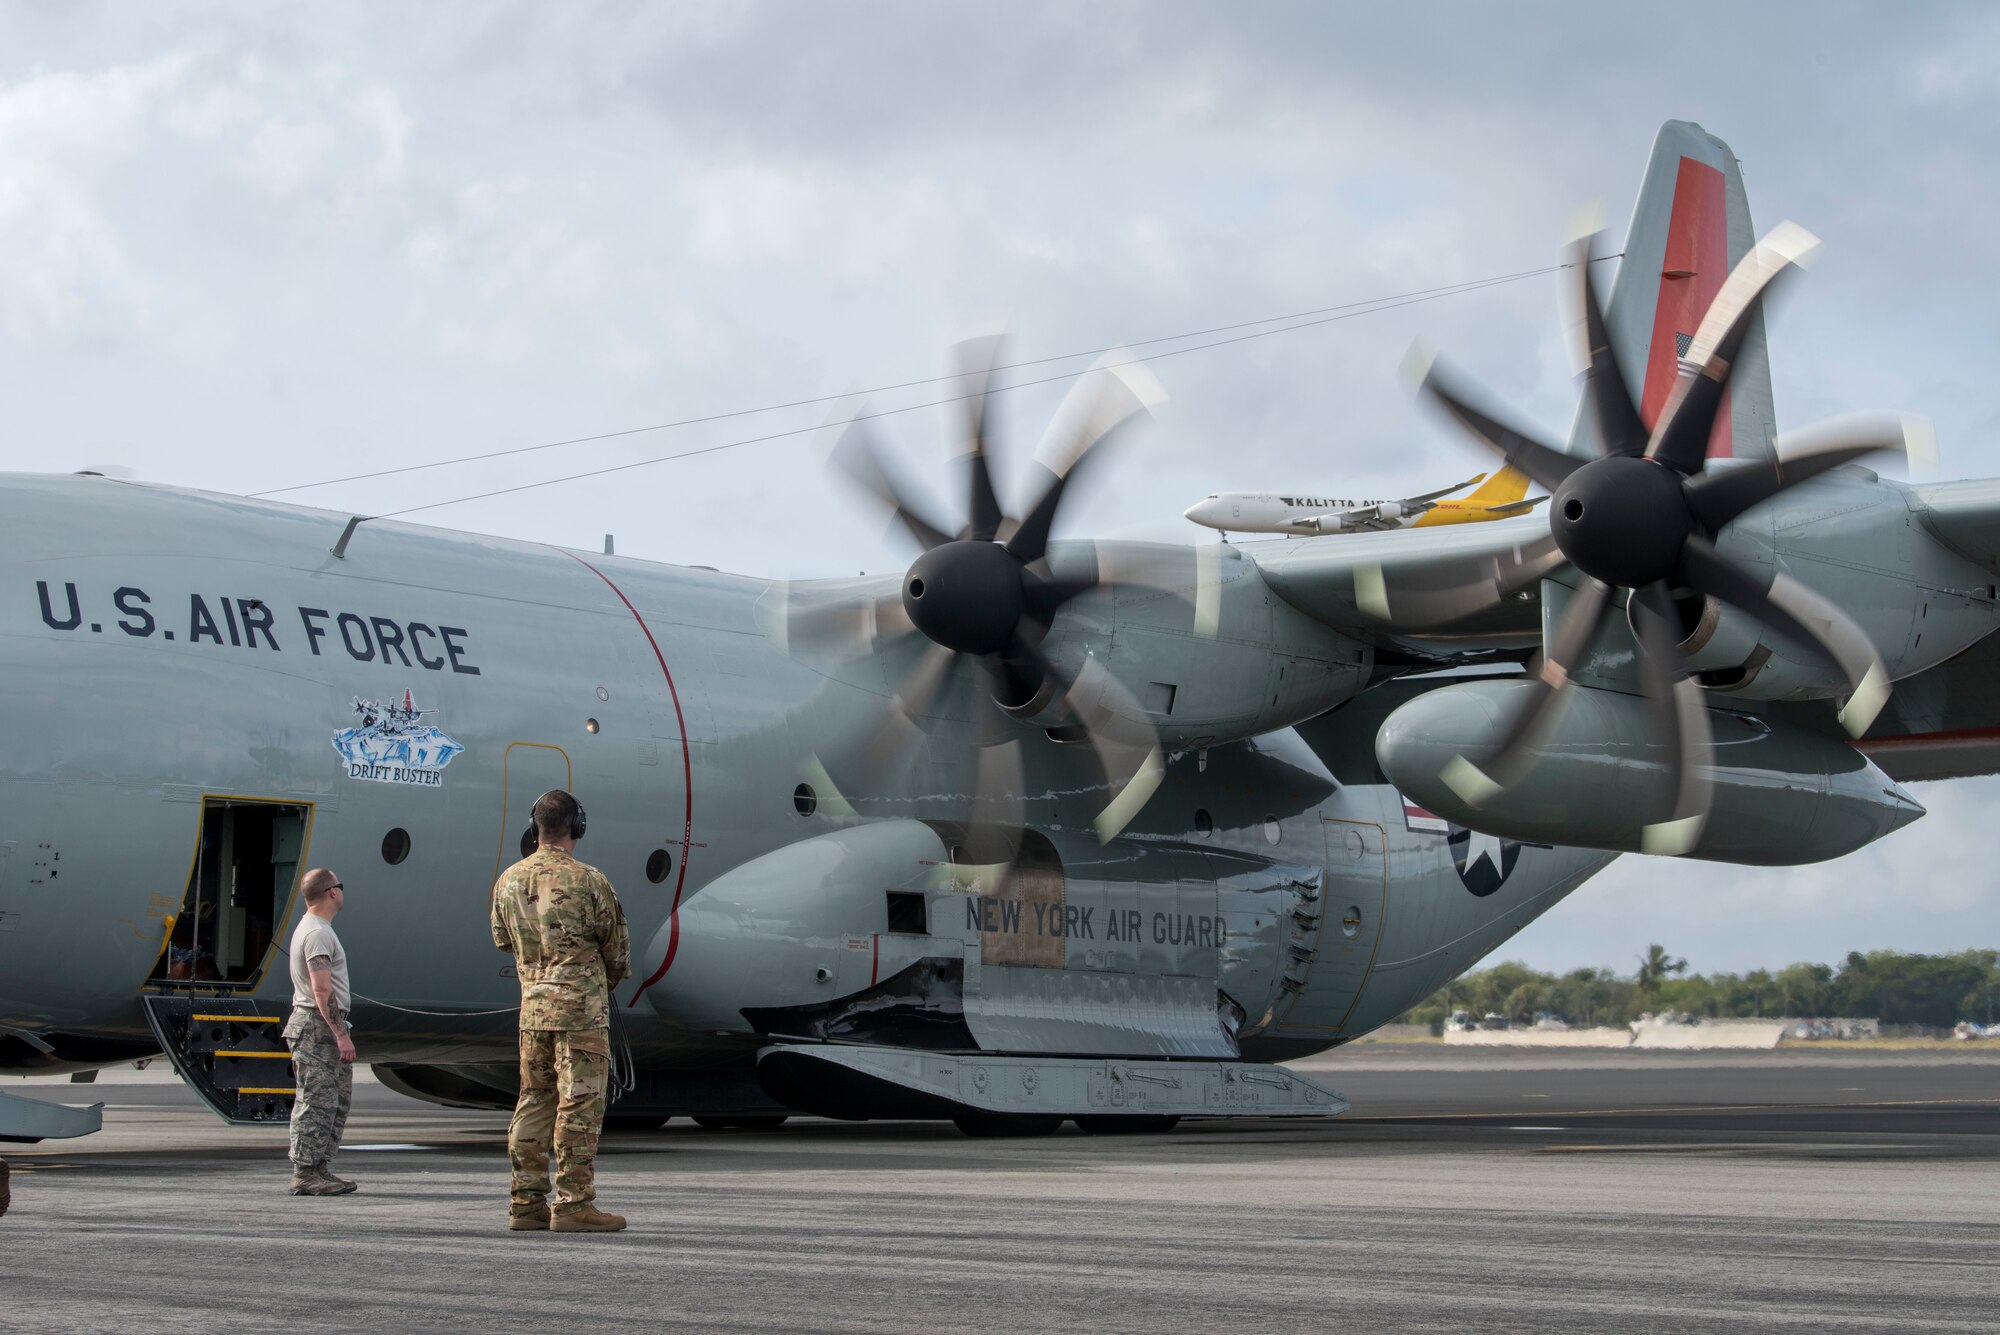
284, 1008, 352, 1170
509, 1026, 610, 1211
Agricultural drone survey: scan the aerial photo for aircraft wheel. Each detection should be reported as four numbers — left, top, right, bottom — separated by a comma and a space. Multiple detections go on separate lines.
951, 1111, 1064, 1138
691, 1114, 791, 1130
1073, 1115, 1181, 1134
603, 1115, 672, 1132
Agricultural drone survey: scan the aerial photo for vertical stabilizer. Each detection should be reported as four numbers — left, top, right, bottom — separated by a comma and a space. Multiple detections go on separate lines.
1461, 465, 1531, 505
1575, 121, 1777, 462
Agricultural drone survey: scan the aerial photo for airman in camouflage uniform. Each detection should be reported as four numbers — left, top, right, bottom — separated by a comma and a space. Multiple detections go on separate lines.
491, 789, 631, 1233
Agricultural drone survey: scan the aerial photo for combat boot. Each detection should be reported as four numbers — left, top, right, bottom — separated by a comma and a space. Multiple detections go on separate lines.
288, 1166, 350, 1197
314, 1163, 358, 1194
549, 1203, 627, 1233
508, 1201, 552, 1231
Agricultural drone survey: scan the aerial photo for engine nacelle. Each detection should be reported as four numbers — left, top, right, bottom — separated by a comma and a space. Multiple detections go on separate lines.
1376, 680, 1925, 865
1375, 502, 1403, 522
1021, 540, 1373, 750
1305, 513, 1345, 533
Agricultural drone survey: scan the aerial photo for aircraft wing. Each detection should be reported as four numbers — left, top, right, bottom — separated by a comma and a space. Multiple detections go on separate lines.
1850, 631, 2000, 781
1400, 473, 1487, 507
1303, 504, 1403, 533
1248, 511, 1553, 644
1913, 479, 2000, 572
1843, 480, 2000, 780
1299, 474, 1493, 533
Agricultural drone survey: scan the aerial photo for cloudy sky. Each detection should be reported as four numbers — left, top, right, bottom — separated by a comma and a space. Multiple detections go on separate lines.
4, 2, 1997, 977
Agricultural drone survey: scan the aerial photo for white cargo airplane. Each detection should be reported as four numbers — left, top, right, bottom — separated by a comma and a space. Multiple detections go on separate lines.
1185, 467, 1545, 537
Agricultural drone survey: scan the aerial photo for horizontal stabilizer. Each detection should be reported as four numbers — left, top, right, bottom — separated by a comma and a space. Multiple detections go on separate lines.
1483, 495, 1551, 516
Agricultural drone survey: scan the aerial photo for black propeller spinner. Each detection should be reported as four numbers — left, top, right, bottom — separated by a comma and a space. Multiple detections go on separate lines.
781, 337, 1171, 847
1390, 221, 1912, 855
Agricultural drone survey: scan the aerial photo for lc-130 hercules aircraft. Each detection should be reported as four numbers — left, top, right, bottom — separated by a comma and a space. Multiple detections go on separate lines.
5, 120, 2000, 1140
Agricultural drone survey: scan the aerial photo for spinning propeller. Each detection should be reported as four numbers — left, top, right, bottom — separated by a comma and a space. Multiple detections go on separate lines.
776, 338, 1175, 851
1383, 222, 1920, 855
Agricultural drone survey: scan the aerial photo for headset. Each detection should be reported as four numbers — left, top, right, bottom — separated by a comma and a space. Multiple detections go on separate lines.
528, 789, 588, 843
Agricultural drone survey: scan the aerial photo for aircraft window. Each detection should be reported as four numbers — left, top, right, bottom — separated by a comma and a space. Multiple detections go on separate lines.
886, 891, 927, 933
1195, 809, 1213, 839
519, 826, 537, 859
585, 718, 600, 735
793, 783, 817, 817
646, 848, 673, 884
381, 828, 411, 865
1263, 815, 1281, 845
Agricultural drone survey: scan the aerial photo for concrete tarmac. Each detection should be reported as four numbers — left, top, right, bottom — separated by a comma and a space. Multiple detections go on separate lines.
3, 1045, 1996, 1332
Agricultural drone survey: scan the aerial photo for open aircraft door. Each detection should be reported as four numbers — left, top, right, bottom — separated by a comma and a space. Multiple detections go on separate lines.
142, 794, 314, 1125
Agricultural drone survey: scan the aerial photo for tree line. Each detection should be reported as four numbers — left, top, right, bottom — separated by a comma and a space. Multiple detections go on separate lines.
1394, 947, 2000, 1031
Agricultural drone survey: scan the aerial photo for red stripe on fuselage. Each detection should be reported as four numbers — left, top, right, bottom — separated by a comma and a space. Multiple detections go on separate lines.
1640, 156, 1733, 460
563, 553, 696, 1004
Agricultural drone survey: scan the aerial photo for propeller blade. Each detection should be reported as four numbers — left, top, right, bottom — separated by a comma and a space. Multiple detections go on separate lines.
1628, 581, 1714, 855
818, 640, 960, 793
1081, 541, 1223, 639
829, 413, 955, 552
1012, 640, 1165, 843
891, 638, 962, 727
1440, 575, 1613, 806
966, 697, 1025, 840
1684, 412, 1924, 531
1354, 533, 1566, 628
773, 586, 915, 660
1021, 568, 1101, 619
1564, 232, 1647, 458
950, 335, 1007, 542
1404, 346, 1586, 493
1647, 221, 1819, 474
1005, 353, 1165, 565
1677, 533, 1891, 737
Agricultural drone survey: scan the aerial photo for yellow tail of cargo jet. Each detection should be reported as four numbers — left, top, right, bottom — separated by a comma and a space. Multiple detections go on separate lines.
1411, 465, 1543, 527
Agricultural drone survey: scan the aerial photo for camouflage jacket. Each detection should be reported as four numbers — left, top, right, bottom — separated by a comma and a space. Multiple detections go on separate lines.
490, 848, 631, 1030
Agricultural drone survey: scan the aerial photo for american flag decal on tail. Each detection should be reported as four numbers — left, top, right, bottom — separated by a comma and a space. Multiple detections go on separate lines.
1402, 795, 1450, 835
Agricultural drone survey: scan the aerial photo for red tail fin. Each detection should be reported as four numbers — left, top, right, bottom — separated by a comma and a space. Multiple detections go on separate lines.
1586, 121, 1778, 463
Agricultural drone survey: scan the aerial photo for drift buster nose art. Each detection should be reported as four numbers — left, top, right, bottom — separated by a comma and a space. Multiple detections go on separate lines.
331, 689, 465, 787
